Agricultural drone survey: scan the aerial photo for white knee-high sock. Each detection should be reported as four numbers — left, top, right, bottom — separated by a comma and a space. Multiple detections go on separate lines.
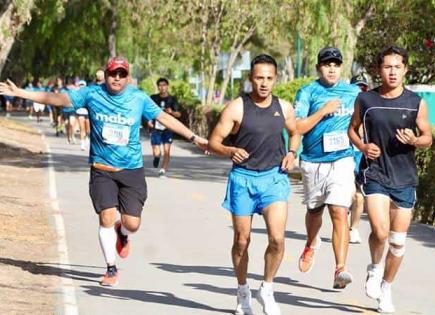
99, 226, 117, 265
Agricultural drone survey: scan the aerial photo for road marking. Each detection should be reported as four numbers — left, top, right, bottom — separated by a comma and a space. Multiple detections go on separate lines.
42, 133, 79, 315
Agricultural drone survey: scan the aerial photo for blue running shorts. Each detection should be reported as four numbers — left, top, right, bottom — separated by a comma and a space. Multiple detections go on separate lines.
222, 166, 291, 216
151, 130, 173, 145
361, 179, 416, 209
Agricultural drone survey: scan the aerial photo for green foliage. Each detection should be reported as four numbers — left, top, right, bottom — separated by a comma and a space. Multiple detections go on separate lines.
415, 142, 435, 225
169, 80, 199, 107
273, 77, 315, 103
355, 0, 435, 83
138, 77, 157, 95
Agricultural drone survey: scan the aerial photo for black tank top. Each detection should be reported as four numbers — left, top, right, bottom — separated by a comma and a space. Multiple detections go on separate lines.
358, 88, 421, 187
230, 94, 286, 171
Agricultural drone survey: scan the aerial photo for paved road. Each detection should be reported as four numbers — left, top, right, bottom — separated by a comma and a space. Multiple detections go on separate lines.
14, 116, 435, 314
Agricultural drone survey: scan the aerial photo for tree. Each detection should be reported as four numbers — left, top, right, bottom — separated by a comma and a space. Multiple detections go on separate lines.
0, 0, 36, 74
355, 0, 435, 83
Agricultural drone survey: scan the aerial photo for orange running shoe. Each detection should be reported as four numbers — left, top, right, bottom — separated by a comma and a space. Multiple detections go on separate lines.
115, 221, 131, 259
298, 235, 321, 273
100, 266, 119, 287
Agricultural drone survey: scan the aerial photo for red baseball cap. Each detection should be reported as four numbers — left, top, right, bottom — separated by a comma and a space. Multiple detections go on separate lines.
106, 56, 129, 73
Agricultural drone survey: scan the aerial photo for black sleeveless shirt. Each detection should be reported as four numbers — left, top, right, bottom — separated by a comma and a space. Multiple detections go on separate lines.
230, 94, 286, 171
358, 88, 421, 188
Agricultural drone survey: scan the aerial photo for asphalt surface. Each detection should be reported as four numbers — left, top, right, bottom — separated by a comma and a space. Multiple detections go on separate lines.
12, 115, 435, 315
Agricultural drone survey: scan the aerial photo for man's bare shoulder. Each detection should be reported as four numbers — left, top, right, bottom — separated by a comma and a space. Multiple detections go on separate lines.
221, 96, 243, 117
278, 98, 294, 118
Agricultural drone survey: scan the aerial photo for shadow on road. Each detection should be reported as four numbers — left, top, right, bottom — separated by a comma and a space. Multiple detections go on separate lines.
408, 223, 435, 248
0, 257, 103, 283
251, 228, 332, 244
81, 285, 233, 314
185, 283, 371, 313
151, 263, 335, 293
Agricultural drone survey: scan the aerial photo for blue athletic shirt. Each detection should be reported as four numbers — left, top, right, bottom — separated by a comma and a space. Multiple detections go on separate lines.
295, 80, 360, 163
67, 84, 162, 169
55, 87, 75, 113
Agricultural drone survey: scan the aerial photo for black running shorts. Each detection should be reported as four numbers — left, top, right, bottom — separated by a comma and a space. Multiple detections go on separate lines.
89, 167, 147, 217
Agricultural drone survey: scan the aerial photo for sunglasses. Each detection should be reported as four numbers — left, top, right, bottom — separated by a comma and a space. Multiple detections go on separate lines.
108, 70, 128, 79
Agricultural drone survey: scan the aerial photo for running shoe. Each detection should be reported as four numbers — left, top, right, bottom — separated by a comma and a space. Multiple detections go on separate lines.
298, 235, 321, 273
333, 267, 353, 289
378, 281, 395, 313
158, 168, 166, 177
235, 285, 253, 315
100, 266, 118, 287
349, 228, 362, 244
80, 140, 86, 151
115, 221, 130, 259
366, 263, 383, 299
256, 282, 280, 315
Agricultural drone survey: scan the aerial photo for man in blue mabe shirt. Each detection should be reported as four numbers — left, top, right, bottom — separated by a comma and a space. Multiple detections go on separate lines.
294, 47, 360, 289
0, 57, 208, 286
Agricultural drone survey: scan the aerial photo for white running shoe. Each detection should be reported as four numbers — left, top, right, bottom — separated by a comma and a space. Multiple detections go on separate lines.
349, 228, 362, 244
158, 169, 166, 177
256, 283, 280, 315
333, 268, 353, 289
234, 286, 253, 315
378, 281, 395, 313
365, 264, 383, 299
80, 140, 86, 151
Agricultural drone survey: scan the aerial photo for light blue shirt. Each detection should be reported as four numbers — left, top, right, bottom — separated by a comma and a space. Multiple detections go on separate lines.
295, 80, 360, 163
67, 84, 162, 169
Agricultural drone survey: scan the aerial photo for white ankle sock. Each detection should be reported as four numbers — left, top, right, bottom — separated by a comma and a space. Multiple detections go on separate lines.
120, 224, 134, 236
262, 281, 273, 290
238, 283, 249, 291
99, 226, 117, 265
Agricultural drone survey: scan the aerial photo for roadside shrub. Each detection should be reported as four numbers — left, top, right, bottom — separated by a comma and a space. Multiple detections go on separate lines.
415, 139, 435, 225
273, 77, 315, 104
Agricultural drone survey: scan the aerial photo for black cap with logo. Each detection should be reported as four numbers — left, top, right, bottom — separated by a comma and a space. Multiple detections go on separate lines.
317, 47, 343, 64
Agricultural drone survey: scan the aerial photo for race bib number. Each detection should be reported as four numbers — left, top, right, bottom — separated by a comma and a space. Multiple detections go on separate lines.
323, 131, 350, 152
154, 120, 166, 131
102, 123, 130, 146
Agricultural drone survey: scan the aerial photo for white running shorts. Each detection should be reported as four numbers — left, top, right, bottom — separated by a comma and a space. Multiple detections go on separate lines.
300, 156, 355, 210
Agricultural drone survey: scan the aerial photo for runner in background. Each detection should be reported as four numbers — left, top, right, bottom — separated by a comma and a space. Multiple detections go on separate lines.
76, 80, 90, 150
149, 78, 181, 177
349, 73, 369, 244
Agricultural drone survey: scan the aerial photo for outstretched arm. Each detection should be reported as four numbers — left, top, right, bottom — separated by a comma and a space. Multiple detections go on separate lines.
0, 79, 71, 107
155, 111, 208, 151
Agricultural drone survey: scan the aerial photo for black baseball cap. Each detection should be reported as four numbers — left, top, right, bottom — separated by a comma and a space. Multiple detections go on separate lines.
317, 47, 343, 64
350, 74, 368, 87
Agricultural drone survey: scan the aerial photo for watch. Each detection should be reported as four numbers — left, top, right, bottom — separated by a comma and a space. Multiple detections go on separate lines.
288, 149, 298, 158
189, 134, 197, 142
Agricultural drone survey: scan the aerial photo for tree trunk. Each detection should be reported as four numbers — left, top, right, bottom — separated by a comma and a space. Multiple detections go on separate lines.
199, 5, 208, 105
218, 49, 239, 104
206, 62, 218, 107
0, 0, 35, 74
344, 4, 374, 78
108, 0, 117, 58
219, 26, 255, 105
282, 55, 295, 83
